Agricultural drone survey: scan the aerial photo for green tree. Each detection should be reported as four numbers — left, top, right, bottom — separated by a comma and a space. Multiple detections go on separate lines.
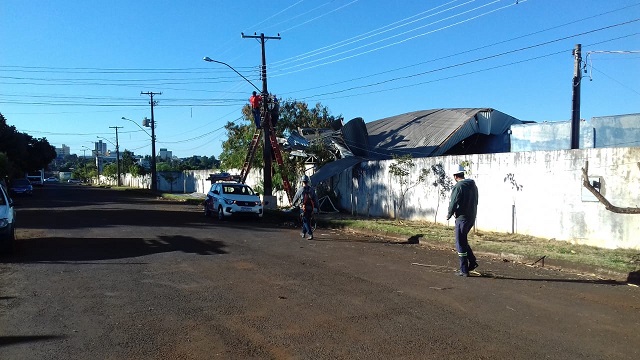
0, 152, 10, 180
389, 155, 430, 220
218, 100, 341, 192
72, 162, 98, 182
430, 163, 454, 223
102, 163, 119, 182
0, 113, 57, 178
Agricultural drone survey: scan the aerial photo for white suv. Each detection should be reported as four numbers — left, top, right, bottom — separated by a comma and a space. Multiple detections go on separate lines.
0, 182, 16, 254
204, 182, 263, 220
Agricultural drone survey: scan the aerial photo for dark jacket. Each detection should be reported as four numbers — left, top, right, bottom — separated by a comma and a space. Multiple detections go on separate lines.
447, 178, 478, 221
292, 185, 318, 211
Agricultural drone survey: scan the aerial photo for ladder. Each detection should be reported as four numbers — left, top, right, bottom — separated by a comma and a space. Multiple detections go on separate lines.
266, 120, 294, 204
239, 130, 262, 184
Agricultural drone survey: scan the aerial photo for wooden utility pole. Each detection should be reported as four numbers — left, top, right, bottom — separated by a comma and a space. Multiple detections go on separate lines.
241, 32, 281, 197
141, 91, 162, 192
570, 44, 582, 150
109, 126, 123, 186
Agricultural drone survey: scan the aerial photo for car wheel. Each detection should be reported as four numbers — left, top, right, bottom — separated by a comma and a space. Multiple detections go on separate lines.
217, 206, 225, 221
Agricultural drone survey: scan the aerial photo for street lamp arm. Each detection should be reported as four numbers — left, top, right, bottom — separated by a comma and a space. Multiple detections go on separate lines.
121, 117, 152, 138
203, 57, 261, 93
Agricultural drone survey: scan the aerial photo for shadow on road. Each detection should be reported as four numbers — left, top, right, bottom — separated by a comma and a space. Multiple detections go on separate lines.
479, 272, 630, 286
0, 335, 65, 347
2, 235, 227, 263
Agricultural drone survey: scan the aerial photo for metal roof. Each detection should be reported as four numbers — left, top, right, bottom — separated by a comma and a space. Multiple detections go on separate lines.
363, 108, 521, 159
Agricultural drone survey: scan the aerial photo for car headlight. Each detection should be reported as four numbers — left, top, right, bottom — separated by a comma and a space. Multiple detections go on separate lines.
0, 219, 8, 228
223, 198, 235, 205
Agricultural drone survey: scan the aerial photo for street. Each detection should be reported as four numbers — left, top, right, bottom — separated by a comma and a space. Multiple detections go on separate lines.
1, 184, 638, 359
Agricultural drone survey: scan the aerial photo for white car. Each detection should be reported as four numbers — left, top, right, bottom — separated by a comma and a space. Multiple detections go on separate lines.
204, 182, 263, 220
0, 183, 16, 254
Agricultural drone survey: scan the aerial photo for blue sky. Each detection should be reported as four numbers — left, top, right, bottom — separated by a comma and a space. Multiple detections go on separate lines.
1, 0, 639, 159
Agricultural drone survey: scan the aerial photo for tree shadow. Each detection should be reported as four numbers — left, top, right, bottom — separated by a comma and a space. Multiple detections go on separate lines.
0, 335, 65, 347
2, 235, 227, 263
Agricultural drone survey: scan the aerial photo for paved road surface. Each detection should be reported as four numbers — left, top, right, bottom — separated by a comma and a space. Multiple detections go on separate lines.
1, 184, 638, 359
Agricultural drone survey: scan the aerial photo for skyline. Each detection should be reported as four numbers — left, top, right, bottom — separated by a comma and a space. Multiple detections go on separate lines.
1, 0, 639, 159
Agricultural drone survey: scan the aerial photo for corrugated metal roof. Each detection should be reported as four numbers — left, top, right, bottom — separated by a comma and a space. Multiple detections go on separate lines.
365, 108, 520, 159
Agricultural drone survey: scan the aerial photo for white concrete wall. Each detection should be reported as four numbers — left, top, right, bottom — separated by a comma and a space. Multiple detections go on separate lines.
331, 147, 640, 250
96, 147, 640, 249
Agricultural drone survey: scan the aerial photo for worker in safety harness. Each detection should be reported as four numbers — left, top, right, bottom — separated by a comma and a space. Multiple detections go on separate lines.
292, 175, 318, 240
446, 164, 479, 277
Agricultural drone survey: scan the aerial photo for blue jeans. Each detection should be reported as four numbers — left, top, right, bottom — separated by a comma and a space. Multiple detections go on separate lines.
252, 108, 261, 128
455, 218, 477, 273
302, 210, 313, 236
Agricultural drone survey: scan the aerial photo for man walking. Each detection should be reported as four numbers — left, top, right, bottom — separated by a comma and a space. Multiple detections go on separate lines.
446, 165, 479, 277
292, 175, 318, 240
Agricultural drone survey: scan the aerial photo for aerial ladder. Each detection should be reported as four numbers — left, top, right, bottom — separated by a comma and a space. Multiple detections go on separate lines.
238, 109, 294, 205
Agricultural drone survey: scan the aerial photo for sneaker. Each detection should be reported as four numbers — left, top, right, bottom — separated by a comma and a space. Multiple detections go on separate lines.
301, 232, 306, 239
455, 271, 469, 277
308, 234, 314, 240
468, 262, 479, 272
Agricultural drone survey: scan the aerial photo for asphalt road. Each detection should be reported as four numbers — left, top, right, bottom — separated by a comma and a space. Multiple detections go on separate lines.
1, 183, 639, 359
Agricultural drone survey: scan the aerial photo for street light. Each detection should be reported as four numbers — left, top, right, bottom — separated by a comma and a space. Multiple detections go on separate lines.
202, 57, 260, 92
122, 117, 152, 138
202, 56, 274, 197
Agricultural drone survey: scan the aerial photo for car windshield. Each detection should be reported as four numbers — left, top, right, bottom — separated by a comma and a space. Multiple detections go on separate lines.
13, 179, 30, 186
222, 185, 254, 196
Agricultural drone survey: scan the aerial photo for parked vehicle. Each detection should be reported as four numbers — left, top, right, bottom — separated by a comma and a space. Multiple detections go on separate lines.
44, 176, 58, 183
10, 178, 33, 196
67, 179, 82, 184
27, 169, 44, 186
204, 181, 263, 220
0, 183, 16, 254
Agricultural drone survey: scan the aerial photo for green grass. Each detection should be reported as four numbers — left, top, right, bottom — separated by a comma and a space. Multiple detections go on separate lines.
320, 216, 640, 275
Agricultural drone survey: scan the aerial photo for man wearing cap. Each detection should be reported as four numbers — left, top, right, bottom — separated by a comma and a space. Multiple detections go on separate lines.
446, 165, 479, 277
292, 175, 318, 240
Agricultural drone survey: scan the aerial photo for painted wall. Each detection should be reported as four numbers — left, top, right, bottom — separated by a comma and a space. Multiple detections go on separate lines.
510, 113, 640, 152
329, 147, 640, 250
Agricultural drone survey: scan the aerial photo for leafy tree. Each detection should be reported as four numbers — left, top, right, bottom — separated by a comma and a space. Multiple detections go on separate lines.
430, 163, 454, 222
0, 113, 56, 178
159, 171, 180, 192
0, 152, 10, 180
389, 155, 430, 220
102, 163, 118, 182
218, 100, 341, 193
72, 162, 98, 182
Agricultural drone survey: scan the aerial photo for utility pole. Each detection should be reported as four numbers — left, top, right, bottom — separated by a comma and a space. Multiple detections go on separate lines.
242, 32, 281, 197
109, 126, 123, 186
570, 44, 582, 150
141, 91, 162, 192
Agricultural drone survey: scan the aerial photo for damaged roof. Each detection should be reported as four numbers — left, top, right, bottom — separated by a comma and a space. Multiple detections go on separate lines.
310, 108, 522, 184
361, 108, 522, 159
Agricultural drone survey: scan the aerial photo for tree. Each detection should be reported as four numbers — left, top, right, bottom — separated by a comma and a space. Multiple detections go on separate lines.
389, 155, 430, 220
102, 163, 119, 182
72, 162, 98, 182
430, 163, 455, 223
0, 113, 56, 178
218, 99, 342, 191
159, 172, 180, 193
